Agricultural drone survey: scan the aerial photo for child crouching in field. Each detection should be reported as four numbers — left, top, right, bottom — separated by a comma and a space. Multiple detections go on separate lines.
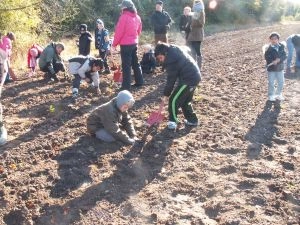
140, 44, 156, 74
68, 56, 103, 99
86, 90, 137, 145
27, 44, 43, 77
264, 32, 287, 102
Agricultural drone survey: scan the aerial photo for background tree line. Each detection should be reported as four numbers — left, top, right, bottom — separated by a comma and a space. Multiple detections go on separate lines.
0, 0, 299, 68
0, 0, 300, 39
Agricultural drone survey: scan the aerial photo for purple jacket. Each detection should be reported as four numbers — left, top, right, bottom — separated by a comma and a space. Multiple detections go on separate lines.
112, 9, 142, 47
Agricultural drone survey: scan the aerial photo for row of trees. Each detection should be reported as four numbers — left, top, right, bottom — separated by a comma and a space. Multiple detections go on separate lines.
0, 0, 299, 42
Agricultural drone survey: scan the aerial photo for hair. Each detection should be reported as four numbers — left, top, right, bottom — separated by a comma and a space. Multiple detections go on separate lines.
56, 42, 65, 50
92, 58, 103, 68
184, 6, 191, 12
143, 44, 153, 52
7, 32, 15, 41
269, 32, 280, 40
123, 7, 136, 13
154, 42, 170, 57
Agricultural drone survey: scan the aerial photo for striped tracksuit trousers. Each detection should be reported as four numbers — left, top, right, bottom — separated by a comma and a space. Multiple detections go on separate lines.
168, 84, 198, 123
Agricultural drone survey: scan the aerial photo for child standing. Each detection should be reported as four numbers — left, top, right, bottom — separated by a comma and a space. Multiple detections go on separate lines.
264, 32, 287, 102
27, 44, 44, 77
68, 56, 103, 99
155, 43, 201, 130
86, 90, 137, 145
140, 44, 156, 74
78, 24, 93, 56
95, 19, 111, 74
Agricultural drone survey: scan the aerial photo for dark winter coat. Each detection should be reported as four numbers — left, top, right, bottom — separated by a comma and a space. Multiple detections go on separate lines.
163, 45, 201, 96
264, 43, 287, 72
86, 98, 136, 144
79, 32, 92, 56
140, 50, 156, 74
151, 10, 172, 34
179, 14, 192, 33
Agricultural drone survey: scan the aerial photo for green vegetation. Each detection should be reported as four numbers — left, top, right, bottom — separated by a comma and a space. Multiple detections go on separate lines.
0, 0, 299, 69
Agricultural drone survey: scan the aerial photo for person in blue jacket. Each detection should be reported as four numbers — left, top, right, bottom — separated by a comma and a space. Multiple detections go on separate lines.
95, 19, 111, 74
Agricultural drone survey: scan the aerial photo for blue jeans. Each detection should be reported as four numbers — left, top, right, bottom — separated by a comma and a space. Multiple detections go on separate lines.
120, 44, 144, 90
286, 36, 300, 69
268, 71, 284, 97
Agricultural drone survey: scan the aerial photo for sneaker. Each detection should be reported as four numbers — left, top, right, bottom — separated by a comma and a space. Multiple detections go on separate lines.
167, 121, 177, 130
72, 88, 78, 99
131, 83, 143, 88
184, 119, 199, 126
268, 95, 276, 102
276, 94, 284, 101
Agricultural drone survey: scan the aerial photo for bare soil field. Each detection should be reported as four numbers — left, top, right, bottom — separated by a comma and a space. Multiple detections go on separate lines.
0, 23, 299, 225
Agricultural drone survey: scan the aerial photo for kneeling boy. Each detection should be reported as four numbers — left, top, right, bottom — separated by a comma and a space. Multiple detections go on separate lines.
87, 90, 137, 145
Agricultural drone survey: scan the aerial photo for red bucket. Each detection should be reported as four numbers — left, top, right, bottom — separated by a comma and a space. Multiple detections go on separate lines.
113, 67, 123, 83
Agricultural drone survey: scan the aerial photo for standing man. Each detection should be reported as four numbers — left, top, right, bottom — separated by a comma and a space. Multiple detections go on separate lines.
151, 1, 172, 45
39, 42, 65, 82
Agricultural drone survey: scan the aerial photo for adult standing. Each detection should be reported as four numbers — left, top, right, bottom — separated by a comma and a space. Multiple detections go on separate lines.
286, 34, 300, 74
151, 1, 172, 45
112, 0, 144, 91
187, 0, 205, 70
179, 6, 192, 42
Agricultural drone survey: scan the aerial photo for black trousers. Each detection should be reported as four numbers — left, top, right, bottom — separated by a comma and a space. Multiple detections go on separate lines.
168, 84, 198, 123
41, 62, 65, 79
99, 50, 109, 70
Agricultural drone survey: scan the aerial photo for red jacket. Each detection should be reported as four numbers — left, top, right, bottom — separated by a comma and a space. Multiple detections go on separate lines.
27, 44, 44, 68
112, 9, 142, 47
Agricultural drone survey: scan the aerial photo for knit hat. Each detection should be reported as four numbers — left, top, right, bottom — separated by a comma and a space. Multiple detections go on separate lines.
156, 1, 163, 5
80, 24, 87, 32
30, 48, 38, 57
119, 0, 134, 9
96, 19, 104, 25
193, 1, 204, 12
116, 90, 135, 108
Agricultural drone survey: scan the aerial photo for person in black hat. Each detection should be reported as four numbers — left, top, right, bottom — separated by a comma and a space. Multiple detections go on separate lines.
78, 24, 93, 56
151, 1, 172, 44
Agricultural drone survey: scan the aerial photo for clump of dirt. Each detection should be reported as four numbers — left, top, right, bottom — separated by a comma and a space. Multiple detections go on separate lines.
0, 23, 299, 225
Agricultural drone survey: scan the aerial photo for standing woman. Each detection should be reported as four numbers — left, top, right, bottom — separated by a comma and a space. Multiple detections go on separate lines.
112, 0, 144, 91
187, 0, 205, 70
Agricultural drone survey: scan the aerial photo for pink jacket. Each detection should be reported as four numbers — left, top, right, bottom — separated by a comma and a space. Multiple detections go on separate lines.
112, 10, 142, 47
0, 36, 12, 57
